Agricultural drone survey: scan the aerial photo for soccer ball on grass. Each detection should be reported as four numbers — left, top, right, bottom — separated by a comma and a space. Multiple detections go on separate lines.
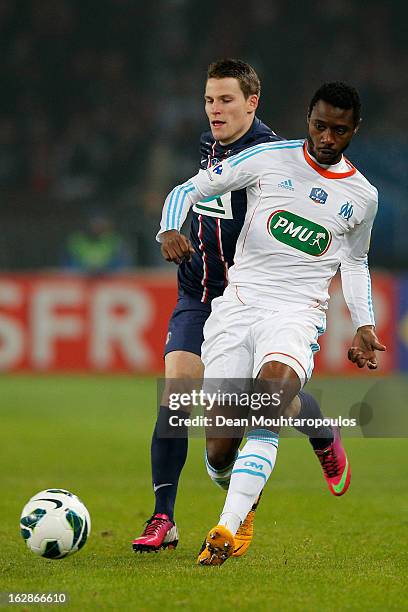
20, 488, 90, 559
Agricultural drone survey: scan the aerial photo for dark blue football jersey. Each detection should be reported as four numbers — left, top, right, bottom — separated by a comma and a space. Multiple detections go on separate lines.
177, 117, 283, 302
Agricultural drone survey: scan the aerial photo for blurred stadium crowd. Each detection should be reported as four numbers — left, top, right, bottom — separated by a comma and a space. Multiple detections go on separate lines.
0, 0, 406, 269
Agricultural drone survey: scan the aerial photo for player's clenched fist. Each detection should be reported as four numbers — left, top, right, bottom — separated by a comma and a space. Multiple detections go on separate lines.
347, 325, 386, 370
160, 229, 195, 264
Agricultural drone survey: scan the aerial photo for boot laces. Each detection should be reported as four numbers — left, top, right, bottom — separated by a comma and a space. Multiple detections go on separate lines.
318, 447, 339, 478
143, 516, 169, 536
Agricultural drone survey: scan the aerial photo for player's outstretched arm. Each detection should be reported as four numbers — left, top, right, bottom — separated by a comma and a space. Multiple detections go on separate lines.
157, 157, 258, 249
160, 229, 194, 264
348, 325, 386, 369
340, 189, 384, 369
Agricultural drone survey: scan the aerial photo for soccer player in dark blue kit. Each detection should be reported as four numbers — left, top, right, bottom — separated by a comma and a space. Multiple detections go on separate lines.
132, 59, 350, 554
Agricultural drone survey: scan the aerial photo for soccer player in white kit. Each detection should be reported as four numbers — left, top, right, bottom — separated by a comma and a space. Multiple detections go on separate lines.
160, 82, 386, 565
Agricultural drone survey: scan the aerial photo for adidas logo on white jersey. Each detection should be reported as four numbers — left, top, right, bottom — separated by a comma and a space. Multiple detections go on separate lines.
278, 178, 294, 191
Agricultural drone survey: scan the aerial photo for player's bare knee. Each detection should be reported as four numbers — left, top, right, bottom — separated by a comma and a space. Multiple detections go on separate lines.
206, 439, 238, 470
256, 360, 301, 416
165, 351, 204, 379
162, 351, 204, 407
258, 360, 294, 381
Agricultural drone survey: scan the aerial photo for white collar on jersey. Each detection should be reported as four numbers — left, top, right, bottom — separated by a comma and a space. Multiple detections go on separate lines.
307, 150, 349, 173
303, 142, 357, 179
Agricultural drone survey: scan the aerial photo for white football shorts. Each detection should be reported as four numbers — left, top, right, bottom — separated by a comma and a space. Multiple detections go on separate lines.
202, 289, 326, 388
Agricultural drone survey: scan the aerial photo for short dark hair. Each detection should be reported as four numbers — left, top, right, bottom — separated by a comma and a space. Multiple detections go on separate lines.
308, 82, 361, 126
207, 59, 261, 98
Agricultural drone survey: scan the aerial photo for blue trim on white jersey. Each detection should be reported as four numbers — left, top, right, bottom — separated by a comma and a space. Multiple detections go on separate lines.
174, 182, 196, 228
165, 181, 196, 230
364, 257, 375, 325
307, 321, 326, 380
230, 138, 304, 165
229, 139, 304, 167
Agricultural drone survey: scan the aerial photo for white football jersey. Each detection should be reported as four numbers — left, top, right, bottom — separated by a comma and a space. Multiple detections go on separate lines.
159, 139, 378, 328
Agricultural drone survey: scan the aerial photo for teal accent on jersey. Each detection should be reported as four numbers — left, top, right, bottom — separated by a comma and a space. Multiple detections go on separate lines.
230, 139, 304, 165
237, 454, 273, 469
229, 140, 304, 167
230, 144, 303, 167
201, 195, 223, 203
231, 468, 267, 481
166, 181, 196, 229
307, 322, 325, 379
176, 185, 196, 228
195, 203, 226, 214
173, 183, 195, 228
364, 258, 375, 324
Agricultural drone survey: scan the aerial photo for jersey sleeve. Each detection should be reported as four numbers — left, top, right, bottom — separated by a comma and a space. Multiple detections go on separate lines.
340, 190, 378, 328
156, 158, 258, 241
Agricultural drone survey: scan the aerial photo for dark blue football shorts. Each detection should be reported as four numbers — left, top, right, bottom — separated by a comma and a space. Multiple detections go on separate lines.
164, 290, 212, 357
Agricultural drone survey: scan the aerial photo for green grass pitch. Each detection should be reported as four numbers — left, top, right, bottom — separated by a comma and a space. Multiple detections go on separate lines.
1, 375, 407, 611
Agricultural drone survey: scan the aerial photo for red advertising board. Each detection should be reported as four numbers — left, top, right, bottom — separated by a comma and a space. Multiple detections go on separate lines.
0, 273, 177, 373
0, 272, 397, 374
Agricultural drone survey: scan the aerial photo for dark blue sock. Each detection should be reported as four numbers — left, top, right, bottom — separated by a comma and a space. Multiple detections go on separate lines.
150, 406, 189, 522
296, 391, 334, 450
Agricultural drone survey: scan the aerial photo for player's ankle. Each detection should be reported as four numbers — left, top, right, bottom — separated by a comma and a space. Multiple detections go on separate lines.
309, 436, 334, 451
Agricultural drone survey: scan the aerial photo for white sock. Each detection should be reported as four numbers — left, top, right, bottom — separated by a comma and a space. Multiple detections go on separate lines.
205, 450, 238, 490
219, 429, 279, 535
